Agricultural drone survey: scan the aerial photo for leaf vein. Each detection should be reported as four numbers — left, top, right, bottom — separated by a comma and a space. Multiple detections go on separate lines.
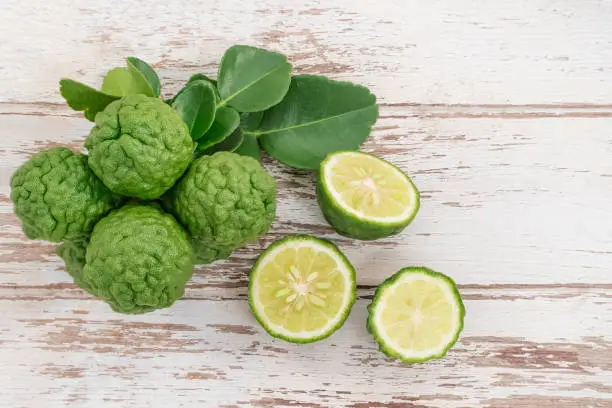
246, 104, 377, 136
219, 63, 288, 107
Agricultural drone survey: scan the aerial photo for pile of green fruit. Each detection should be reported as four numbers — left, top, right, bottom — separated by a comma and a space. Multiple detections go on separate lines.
11, 46, 465, 363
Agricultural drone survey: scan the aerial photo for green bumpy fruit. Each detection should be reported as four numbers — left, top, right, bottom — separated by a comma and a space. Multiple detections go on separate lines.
56, 236, 91, 291
166, 152, 276, 264
86, 94, 194, 199
83, 204, 194, 314
191, 240, 234, 265
10, 147, 118, 242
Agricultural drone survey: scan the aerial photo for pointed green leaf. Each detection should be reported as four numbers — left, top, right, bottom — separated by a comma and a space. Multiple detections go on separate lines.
251, 75, 378, 169
101, 67, 154, 97
171, 81, 216, 140
198, 106, 240, 150
217, 45, 292, 112
200, 128, 244, 154
234, 133, 262, 162
59, 79, 119, 121
127, 57, 161, 97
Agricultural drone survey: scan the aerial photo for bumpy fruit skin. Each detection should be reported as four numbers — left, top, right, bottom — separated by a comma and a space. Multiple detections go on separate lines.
56, 236, 91, 291
166, 152, 276, 264
191, 240, 234, 265
10, 147, 118, 242
85, 94, 194, 199
83, 204, 194, 314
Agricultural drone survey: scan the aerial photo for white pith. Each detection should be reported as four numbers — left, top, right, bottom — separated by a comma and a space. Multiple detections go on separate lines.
372, 272, 462, 360
323, 152, 418, 224
252, 240, 354, 340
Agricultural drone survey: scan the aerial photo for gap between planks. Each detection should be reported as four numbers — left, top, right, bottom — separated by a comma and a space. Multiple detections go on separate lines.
2, 102, 612, 119
0, 282, 610, 302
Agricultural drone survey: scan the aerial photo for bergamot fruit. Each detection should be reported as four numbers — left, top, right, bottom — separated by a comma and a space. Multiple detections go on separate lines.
317, 151, 420, 240
85, 94, 194, 199
10, 147, 118, 242
56, 236, 91, 291
83, 203, 194, 314
165, 152, 276, 264
367, 267, 465, 363
249, 235, 356, 343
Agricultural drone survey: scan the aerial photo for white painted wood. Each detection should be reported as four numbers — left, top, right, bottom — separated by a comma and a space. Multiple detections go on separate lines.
1, 0, 612, 105
0, 296, 610, 408
1, 112, 610, 285
1, 0, 611, 406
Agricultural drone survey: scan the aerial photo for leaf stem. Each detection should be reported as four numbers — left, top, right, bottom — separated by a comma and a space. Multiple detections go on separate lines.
242, 130, 262, 137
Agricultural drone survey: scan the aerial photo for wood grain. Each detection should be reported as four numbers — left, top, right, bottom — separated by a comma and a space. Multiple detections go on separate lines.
1, 0, 612, 105
1, 296, 611, 408
1, 0, 611, 407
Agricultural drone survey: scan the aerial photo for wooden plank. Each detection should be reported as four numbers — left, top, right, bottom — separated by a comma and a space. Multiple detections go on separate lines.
0, 294, 610, 408
1, 0, 612, 406
1, 111, 611, 287
1, 0, 612, 105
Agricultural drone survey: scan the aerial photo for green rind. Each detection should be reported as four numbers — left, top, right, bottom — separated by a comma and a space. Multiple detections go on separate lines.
10, 147, 119, 242
83, 203, 194, 314
367, 266, 466, 363
85, 95, 194, 199
56, 236, 93, 292
191, 239, 233, 265
317, 151, 420, 240
248, 235, 357, 344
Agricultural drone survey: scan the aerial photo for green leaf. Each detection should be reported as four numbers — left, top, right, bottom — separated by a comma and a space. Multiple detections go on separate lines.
198, 106, 240, 150
217, 45, 292, 112
189, 75, 220, 101
201, 128, 244, 154
59, 79, 119, 121
101, 67, 154, 97
127, 57, 161, 97
171, 81, 217, 140
240, 111, 264, 131
234, 133, 262, 162
167, 76, 218, 106
188, 74, 217, 88
250, 75, 378, 169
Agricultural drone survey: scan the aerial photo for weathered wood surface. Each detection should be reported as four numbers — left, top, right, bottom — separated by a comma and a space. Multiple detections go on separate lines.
1, 1, 611, 407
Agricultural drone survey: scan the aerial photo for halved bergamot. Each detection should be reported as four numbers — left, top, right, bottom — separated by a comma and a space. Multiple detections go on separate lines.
248, 235, 356, 343
317, 151, 420, 240
367, 267, 465, 363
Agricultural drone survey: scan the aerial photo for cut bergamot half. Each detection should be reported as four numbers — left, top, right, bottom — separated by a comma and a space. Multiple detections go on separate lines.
368, 267, 465, 363
249, 235, 356, 343
317, 151, 420, 240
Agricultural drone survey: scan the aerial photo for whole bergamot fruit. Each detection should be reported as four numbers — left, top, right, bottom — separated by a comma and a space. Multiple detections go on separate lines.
83, 204, 194, 314
85, 94, 194, 199
10, 147, 118, 242
165, 152, 276, 264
